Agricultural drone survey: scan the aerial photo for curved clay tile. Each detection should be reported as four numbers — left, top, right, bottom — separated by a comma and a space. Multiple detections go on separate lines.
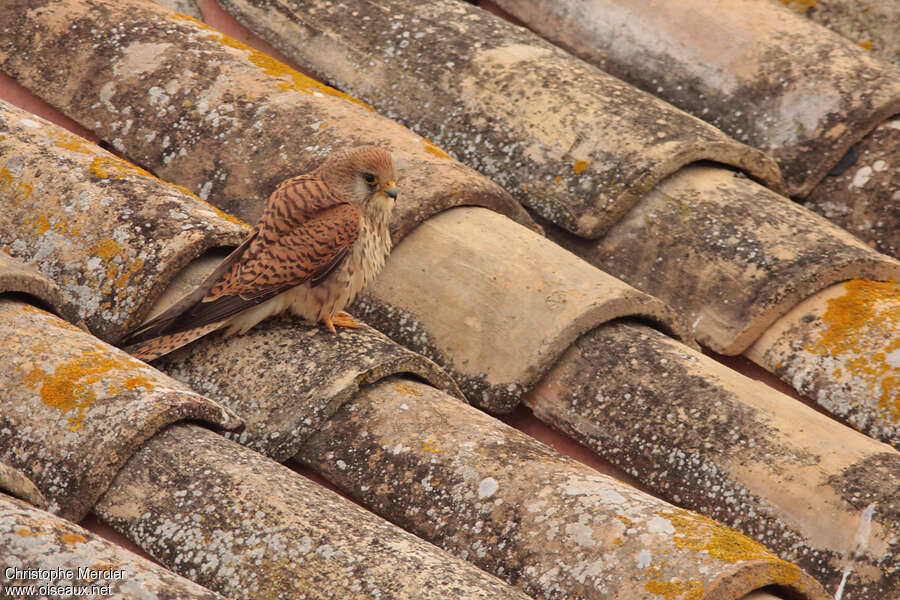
803, 118, 899, 259
747, 279, 900, 448
0, 250, 84, 330
0, 0, 534, 242
0, 100, 248, 342
96, 422, 534, 600
489, 0, 900, 198
552, 165, 900, 354
527, 321, 900, 597
0, 463, 46, 510
211, 0, 783, 239
41, 230, 463, 462
115, 207, 833, 596
300, 377, 830, 600
775, 0, 899, 67
352, 207, 693, 412
153, 312, 462, 461
145, 0, 898, 437
0, 298, 241, 522
341, 207, 897, 595
0, 495, 228, 600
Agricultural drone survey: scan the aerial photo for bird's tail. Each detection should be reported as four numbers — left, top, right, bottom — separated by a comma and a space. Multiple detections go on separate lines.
124, 321, 226, 362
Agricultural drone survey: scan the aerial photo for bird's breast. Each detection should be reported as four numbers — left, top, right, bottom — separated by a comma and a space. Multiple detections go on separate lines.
287, 213, 392, 322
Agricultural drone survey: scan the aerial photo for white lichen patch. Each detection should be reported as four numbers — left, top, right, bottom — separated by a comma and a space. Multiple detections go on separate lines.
477, 477, 498, 499
564, 521, 596, 548
850, 165, 873, 188
646, 514, 675, 536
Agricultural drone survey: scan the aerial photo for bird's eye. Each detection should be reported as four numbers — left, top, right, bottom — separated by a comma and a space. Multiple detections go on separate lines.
363, 173, 378, 186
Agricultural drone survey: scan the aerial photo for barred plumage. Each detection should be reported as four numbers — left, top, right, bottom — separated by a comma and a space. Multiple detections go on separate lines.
122, 146, 398, 361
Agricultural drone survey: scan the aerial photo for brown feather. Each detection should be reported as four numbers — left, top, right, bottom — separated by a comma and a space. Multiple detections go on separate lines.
120, 230, 259, 345
120, 145, 396, 359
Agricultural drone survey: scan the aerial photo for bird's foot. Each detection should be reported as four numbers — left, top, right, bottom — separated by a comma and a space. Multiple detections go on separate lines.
323, 311, 362, 334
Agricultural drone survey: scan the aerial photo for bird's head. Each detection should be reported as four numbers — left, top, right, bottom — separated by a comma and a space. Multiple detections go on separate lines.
323, 146, 398, 215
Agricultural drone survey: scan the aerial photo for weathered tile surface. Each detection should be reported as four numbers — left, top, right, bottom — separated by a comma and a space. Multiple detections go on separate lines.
0, 463, 46, 509
154, 314, 462, 461
551, 165, 900, 354
804, 118, 899, 259
0, 99, 247, 342
0, 494, 229, 600
747, 279, 900, 447
526, 320, 899, 596
216, 0, 784, 238
0, 249, 84, 331
96, 422, 533, 600
352, 207, 694, 412
0, 0, 534, 241
301, 377, 829, 600
1, 2, 892, 599
775, 0, 899, 66
0, 298, 241, 521
490, 0, 900, 198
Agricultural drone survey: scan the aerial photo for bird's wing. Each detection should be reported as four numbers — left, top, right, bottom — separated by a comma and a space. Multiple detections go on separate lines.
125, 202, 361, 343
255, 174, 350, 235
275, 174, 347, 214
120, 229, 259, 345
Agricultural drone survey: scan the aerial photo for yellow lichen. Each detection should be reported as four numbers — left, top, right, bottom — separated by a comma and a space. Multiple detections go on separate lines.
766, 559, 801, 586
89, 236, 152, 301
16, 527, 37, 537
170, 11, 215, 31
423, 143, 452, 160
204, 28, 373, 111
392, 382, 424, 396
52, 131, 95, 155
422, 440, 441, 454
61, 533, 87, 545
573, 160, 589, 174
644, 576, 704, 600
857, 40, 874, 51
123, 375, 154, 390
28, 215, 51, 235
24, 215, 80, 237
22, 351, 153, 432
53, 219, 80, 237
92, 238, 123, 261
808, 279, 899, 422
89, 156, 154, 181
0, 167, 33, 204
661, 508, 772, 562
114, 257, 145, 290
778, 0, 817, 13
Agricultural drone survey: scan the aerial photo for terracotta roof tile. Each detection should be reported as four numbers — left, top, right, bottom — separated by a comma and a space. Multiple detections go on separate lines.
486, 0, 900, 199
0, 0, 897, 599
0, 493, 229, 599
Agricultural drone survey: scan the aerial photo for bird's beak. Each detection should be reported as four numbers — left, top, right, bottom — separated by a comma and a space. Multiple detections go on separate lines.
381, 180, 398, 199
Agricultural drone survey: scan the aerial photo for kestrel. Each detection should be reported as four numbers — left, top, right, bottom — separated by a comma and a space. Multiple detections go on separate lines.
122, 146, 398, 361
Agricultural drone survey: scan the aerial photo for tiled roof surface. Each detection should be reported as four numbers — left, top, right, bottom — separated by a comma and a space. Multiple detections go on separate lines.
0, 0, 897, 599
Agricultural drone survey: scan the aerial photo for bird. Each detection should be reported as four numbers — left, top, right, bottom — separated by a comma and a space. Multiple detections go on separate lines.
121, 145, 398, 361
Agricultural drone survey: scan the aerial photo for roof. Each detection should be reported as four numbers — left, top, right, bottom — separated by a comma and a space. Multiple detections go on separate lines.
0, 0, 897, 598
